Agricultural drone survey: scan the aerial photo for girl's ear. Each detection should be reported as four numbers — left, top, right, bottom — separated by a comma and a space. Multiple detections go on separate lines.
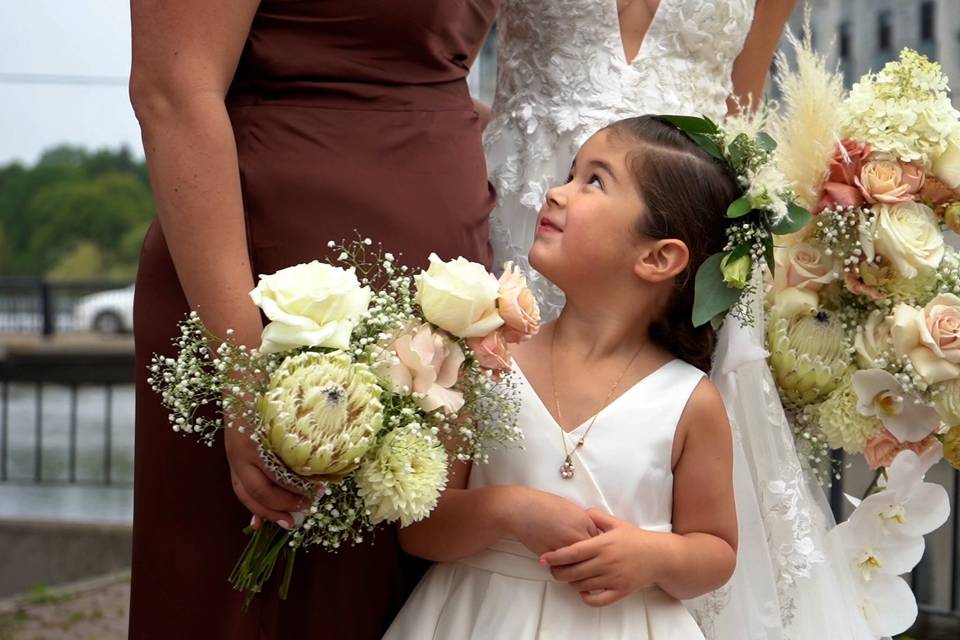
634, 239, 689, 283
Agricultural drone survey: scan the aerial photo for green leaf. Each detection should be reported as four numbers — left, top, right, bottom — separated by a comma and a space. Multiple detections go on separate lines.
727, 133, 752, 168
658, 114, 719, 135
726, 196, 753, 219
764, 238, 775, 274
756, 131, 777, 153
687, 132, 726, 161
769, 202, 813, 235
692, 252, 743, 328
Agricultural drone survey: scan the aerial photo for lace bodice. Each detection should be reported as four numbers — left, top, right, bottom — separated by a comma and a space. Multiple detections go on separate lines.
486, 0, 756, 318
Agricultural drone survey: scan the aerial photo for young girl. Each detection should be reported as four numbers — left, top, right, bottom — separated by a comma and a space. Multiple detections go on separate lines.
384, 116, 738, 639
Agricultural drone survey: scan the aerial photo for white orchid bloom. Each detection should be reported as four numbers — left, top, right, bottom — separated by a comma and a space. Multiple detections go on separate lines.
856, 443, 949, 537
832, 513, 925, 582
852, 369, 941, 442
856, 572, 919, 637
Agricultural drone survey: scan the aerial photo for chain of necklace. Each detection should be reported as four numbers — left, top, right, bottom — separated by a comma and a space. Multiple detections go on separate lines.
550, 324, 647, 479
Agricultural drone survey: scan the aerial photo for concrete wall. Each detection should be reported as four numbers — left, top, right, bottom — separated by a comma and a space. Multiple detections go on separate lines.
0, 519, 131, 598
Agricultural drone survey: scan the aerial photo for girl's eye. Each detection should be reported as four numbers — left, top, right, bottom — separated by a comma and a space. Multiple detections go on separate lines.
588, 175, 603, 189
565, 173, 574, 184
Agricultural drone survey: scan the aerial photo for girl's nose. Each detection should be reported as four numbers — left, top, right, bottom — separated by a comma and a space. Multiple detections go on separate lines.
545, 183, 567, 208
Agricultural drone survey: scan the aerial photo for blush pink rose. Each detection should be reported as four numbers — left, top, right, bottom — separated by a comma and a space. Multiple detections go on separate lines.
380, 324, 465, 414
844, 271, 885, 301
857, 160, 925, 205
468, 330, 512, 377
863, 430, 938, 469
497, 262, 541, 343
777, 242, 837, 292
815, 139, 872, 213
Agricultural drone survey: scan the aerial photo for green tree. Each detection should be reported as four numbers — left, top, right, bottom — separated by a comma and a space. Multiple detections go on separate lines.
46, 241, 105, 280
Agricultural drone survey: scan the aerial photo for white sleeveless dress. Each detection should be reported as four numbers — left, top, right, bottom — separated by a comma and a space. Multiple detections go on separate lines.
485, 0, 755, 320
384, 359, 708, 639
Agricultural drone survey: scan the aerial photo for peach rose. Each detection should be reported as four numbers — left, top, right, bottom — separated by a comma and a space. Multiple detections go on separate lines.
920, 175, 960, 206
857, 160, 924, 204
468, 330, 512, 375
377, 324, 465, 414
774, 242, 838, 292
497, 262, 541, 343
863, 430, 938, 470
892, 294, 960, 384
815, 139, 871, 212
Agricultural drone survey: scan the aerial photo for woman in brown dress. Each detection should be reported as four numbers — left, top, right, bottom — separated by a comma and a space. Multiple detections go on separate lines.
129, 2, 497, 637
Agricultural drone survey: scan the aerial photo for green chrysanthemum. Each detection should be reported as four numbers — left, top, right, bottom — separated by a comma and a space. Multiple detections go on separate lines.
944, 425, 960, 471
933, 379, 960, 426
356, 425, 449, 527
260, 351, 384, 479
818, 376, 884, 453
768, 307, 852, 406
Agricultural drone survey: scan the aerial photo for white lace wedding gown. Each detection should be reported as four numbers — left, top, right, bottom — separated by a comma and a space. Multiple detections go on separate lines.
384, 359, 709, 639
486, 0, 755, 320
484, 1, 878, 638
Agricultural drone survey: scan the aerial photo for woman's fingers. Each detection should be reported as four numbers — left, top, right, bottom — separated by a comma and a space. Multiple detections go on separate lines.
237, 461, 305, 513
569, 576, 610, 593
230, 470, 295, 527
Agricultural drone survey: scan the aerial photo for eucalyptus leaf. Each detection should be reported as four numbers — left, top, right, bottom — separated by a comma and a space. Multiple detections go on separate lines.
687, 132, 726, 161
658, 114, 719, 135
769, 202, 813, 235
756, 131, 777, 153
726, 196, 753, 219
764, 238, 775, 274
692, 252, 743, 328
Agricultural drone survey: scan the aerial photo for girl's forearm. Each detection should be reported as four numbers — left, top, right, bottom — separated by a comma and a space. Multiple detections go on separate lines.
398, 485, 521, 562
650, 531, 737, 601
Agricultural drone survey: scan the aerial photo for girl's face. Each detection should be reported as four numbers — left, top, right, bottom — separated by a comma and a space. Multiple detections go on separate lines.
529, 130, 648, 291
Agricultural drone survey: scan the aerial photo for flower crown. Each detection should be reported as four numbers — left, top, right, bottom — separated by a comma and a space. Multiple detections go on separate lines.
659, 115, 812, 328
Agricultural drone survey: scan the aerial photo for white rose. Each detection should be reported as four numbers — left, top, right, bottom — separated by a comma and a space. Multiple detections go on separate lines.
933, 136, 960, 189
854, 310, 894, 369
872, 202, 944, 279
891, 295, 960, 385
249, 261, 371, 354
415, 254, 504, 338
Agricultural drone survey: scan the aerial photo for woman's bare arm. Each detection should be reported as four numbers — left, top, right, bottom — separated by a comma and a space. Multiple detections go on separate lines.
728, 0, 798, 113
130, 0, 303, 525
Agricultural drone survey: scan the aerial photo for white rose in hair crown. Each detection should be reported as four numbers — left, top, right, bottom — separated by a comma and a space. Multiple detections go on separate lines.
148, 239, 539, 606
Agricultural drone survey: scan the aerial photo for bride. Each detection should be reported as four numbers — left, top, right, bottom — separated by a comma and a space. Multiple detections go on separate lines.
484, 1, 876, 638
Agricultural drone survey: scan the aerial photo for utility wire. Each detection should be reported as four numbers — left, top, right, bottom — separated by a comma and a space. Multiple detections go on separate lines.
0, 72, 128, 87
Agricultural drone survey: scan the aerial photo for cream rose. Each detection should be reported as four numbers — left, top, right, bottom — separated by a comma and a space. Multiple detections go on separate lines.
871, 202, 944, 279
415, 254, 504, 338
892, 295, 960, 384
933, 137, 960, 189
858, 160, 923, 204
375, 324, 465, 414
497, 262, 541, 343
774, 242, 838, 292
855, 310, 894, 369
249, 261, 371, 354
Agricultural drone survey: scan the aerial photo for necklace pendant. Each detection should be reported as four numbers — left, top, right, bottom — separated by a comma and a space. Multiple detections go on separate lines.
560, 456, 575, 480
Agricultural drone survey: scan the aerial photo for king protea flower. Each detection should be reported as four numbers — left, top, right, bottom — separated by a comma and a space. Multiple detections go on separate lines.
260, 351, 384, 479
768, 305, 851, 406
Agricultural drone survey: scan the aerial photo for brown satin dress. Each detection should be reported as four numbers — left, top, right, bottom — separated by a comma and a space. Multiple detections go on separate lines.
130, 2, 497, 638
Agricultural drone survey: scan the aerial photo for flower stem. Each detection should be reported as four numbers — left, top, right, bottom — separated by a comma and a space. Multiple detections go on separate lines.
229, 522, 297, 609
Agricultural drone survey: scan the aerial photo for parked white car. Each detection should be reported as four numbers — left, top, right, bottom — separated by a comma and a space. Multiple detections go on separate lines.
72, 284, 135, 334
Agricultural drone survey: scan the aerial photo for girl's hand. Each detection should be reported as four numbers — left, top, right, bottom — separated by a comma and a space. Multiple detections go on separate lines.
539, 508, 664, 607
504, 487, 599, 556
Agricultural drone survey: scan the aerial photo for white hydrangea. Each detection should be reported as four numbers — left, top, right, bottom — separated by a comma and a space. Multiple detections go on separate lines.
841, 49, 960, 163
356, 425, 449, 527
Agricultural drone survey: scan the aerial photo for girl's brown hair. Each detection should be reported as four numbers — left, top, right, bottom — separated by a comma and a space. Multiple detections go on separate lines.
607, 115, 740, 371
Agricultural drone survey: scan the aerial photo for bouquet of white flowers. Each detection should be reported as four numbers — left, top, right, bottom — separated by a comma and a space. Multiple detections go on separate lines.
149, 239, 539, 604
769, 40, 959, 636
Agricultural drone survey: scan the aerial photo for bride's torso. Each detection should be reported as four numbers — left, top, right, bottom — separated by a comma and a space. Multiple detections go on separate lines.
484, 0, 755, 319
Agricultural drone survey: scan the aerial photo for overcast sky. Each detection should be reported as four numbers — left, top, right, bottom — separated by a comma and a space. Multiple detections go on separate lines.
0, 1, 141, 166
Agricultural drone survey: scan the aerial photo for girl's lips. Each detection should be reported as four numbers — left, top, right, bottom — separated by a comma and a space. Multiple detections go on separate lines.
537, 218, 562, 234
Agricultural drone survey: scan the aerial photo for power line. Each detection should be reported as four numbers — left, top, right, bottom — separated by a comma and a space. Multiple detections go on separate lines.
0, 72, 128, 87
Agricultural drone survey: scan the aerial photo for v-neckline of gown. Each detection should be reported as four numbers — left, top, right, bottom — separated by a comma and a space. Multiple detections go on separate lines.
616, 0, 668, 67
514, 358, 678, 436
